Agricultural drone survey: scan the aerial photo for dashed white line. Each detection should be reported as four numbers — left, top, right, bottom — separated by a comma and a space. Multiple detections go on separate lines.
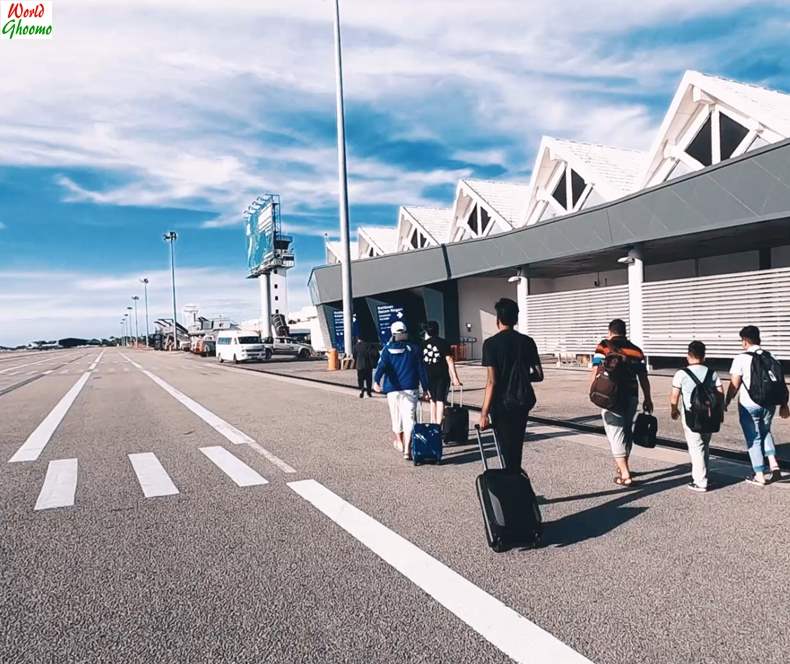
200, 446, 268, 487
289, 480, 594, 664
119, 354, 296, 473
128, 453, 179, 497
88, 350, 105, 371
34, 459, 78, 510
9, 373, 91, 463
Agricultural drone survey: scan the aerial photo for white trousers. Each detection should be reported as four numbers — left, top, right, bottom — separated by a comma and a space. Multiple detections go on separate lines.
682, 421, 711, 488
387, 390, 418, 440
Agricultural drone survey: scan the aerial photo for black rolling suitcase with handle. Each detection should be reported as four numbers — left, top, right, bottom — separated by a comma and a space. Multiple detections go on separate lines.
442, 386, 469, 445
474, 425, 542, 552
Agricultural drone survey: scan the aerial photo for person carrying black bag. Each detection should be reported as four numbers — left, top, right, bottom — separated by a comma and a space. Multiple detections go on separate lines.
479, 298, 543, 472
353, 339, 378, 398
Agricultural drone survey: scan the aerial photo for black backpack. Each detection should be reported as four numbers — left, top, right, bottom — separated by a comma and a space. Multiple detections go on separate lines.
501, 339, 536, 411
746, 350, 789, 408
683, 367, 723, 434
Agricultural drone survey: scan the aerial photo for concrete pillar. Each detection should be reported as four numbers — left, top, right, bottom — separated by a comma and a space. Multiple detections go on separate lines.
516, 269, 528, 334
259, 272, 272, 338
627, 246, 644, 348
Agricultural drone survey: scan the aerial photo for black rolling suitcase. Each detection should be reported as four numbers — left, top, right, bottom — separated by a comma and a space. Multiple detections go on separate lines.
442, 386, 469, 445
474, 424, 542, 552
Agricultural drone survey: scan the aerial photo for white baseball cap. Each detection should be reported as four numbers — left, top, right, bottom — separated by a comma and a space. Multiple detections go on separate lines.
390, 321, 407, 334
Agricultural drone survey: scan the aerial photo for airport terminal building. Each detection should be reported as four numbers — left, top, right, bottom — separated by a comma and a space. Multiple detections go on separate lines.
309, 71, 790, 362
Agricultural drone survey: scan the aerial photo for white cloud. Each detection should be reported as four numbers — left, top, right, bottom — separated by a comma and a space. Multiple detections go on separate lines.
2, 0, 779, 221
0, 267, 313, 347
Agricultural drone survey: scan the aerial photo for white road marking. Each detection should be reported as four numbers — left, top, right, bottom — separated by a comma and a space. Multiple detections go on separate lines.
199, 446, 267, 487
34, 459, 78, 510
246, 441, 297, 474
0, 354, 68, 375
289, 480, 594, 664
88, 350, 105, 371
9, 373, 92, 463
119, 353, 296, 473
6, 371, 19, 376
128, 453, 179, 497
60, 369, 69, 375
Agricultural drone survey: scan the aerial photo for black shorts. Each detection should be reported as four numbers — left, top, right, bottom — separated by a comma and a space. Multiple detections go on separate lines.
428, 376, 450, 403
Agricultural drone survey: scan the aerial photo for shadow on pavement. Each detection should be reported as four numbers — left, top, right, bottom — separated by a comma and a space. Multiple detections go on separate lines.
538, 466, 742, 548
440, 430, 588, 466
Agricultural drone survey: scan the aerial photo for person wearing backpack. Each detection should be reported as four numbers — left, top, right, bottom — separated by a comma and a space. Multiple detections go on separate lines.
669, 341, 724, 492
479, 298, 543, 473
590, 319, 653, 487
373, 321, 431, 460
725, 326, 789, 486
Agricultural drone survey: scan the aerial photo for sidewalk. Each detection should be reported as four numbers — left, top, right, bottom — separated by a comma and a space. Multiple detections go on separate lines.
246, 358, 790, 463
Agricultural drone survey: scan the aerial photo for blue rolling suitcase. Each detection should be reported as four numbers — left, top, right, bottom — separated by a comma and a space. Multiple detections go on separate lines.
411, 404, 442, 465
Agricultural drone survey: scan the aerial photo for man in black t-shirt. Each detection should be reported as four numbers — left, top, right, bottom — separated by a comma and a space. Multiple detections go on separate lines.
480, 298, 543, 472
422, 321, 462, 424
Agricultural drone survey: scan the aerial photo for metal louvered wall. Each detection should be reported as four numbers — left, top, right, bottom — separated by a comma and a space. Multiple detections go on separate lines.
642, 267, 790, 359
528, 285, 629, 355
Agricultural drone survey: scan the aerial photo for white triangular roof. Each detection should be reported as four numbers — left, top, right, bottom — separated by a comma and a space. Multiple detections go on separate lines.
547, 138, 646, 198
641, 70, 790, 186
358, 226, 398, 255
461, 179, 531, 225
400, 206, 453, 244
325, 240, 358, 264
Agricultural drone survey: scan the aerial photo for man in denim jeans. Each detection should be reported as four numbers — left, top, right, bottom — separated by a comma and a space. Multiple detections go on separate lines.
725, 325, 790, 486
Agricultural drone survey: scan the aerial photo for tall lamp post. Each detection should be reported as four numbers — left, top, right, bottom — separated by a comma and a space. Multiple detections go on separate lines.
163, 231, 178, 351
126, 307, 133, 347
131, 296, 140, 348
139, 278, 150, 347
120, 320, 125, 347
332, 0, 353, 358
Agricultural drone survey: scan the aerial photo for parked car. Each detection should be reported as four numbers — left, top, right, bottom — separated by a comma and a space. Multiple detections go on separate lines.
198, 335, 217, 357
270, 336, 313, 359
215, 330, 272, 363
198, 336, 216, 357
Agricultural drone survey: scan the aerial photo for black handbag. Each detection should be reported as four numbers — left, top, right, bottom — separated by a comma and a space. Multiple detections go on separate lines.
633, 411, 657, 448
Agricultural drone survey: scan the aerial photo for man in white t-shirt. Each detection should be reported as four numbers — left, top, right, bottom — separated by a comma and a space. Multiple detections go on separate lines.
725, 325, 789, 486
670, 341, 723, 492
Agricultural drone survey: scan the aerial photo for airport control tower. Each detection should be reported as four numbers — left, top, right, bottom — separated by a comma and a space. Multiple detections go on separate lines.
244, 194, 294, 338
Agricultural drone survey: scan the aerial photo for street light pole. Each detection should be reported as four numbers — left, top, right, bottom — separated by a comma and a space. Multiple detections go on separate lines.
140, 278, 150, 347
126, 307, 133, 348
332, 0, 354, 358
120, 321, 124, 347
131, 296, 140, 348
163, 232, 178, 351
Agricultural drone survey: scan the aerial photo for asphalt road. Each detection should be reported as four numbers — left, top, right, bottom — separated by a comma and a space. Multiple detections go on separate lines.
2, 348, 789, 664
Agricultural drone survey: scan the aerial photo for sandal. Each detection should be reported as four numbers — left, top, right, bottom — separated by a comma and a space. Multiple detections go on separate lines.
614, 476, 634, 487
745, 475, 767, 486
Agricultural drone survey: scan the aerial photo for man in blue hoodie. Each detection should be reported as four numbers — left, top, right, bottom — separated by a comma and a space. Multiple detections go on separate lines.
374, 321, 430, 460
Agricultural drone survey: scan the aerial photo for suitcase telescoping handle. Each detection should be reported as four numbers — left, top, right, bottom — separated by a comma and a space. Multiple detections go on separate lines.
450, 384, 463, 407
474, 423, 505, 471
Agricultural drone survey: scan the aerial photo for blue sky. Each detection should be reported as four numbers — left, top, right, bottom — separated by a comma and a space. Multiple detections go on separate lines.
1, 0, 790, 345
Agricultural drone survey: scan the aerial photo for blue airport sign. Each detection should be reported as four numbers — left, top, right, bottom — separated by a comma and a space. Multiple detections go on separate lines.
376, 304, 405, 345
331, 310, 358, 351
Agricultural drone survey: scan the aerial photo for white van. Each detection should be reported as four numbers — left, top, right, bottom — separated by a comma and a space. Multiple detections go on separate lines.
215, 330, 272, 363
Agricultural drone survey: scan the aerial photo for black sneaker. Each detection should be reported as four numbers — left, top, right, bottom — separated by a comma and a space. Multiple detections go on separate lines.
687, 483, 708, 493
769, 469, 784, 483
